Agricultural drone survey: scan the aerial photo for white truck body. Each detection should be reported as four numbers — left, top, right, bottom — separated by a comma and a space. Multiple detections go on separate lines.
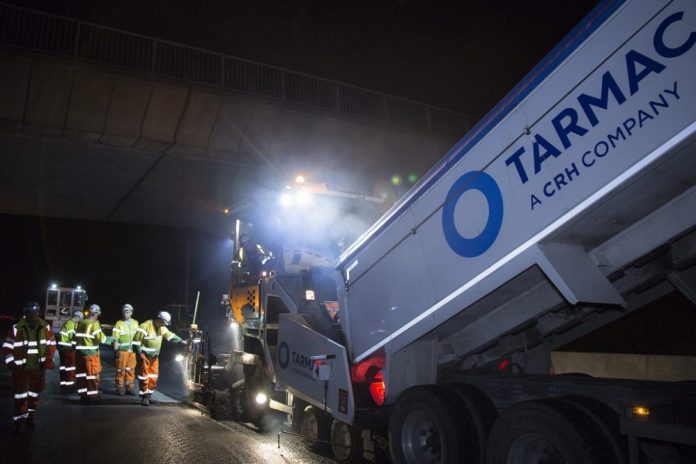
277, 0, 696, 459
337, 0, 695, 366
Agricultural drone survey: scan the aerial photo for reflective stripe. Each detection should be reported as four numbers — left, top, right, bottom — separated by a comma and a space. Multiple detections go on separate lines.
137, 375, 148, 380
86, 375, 96, 380
86, 390, 98, 396
58, 341, 72, 347
28, 341, 37, 346
65, 381, 75, 385
131, 341, 141, 346
14, 359, 25, 365
14, 393, 28, 399
148, 374, 159, 378
26, 349, 39, 354
112, 328, 122, 335
2, 342, 13, 349
13, 413, 29, 421
5, 355, 14, 363
39, 357, 46, 362
65, 366, 75, 371
28, 391, 39, 398
59, 366, 66, 370
60, 381, 66, 385
76, 373, 86, 378
78, 388, 87, 393
13, 342, 23, 347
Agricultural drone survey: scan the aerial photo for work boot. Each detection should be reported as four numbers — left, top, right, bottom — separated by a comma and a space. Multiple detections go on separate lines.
141, 396, 150, 406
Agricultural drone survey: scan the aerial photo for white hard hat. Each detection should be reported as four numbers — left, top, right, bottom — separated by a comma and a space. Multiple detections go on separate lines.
122, 304, 134, 312
72, 310, 84, 319
88, 304, 101, 315
157, 311, 172, 326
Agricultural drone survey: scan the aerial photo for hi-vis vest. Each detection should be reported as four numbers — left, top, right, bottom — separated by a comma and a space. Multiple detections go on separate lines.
58, 319, 78, 351
133, 320, 181, 357
112, 319, 139, 352
74, 319, 110, 356
3, 318, 56, 369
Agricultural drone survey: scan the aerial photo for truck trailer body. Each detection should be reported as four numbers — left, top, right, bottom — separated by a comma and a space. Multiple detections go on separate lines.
276, 0, 696, 462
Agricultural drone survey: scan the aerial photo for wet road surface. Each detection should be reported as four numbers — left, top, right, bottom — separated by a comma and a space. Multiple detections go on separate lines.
0, 351, 336, 464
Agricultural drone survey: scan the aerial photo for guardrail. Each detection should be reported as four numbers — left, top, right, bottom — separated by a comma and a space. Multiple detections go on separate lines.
0, 3, 475, 138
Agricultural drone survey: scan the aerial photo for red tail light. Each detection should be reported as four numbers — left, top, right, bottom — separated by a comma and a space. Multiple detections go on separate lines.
369, 370, 386, 406
497, 358, 510, 371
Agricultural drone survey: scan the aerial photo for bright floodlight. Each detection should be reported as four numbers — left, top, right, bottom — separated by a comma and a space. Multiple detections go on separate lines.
76, 285, 82, 290
295, 175, 305, 184
255, 392, 268, 404
175, 354, 185, 362
51, 283, 58, 290
280, 192, 294, 207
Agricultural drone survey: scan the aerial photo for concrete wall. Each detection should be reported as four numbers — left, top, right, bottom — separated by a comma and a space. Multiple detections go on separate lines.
552, 351, 696, 381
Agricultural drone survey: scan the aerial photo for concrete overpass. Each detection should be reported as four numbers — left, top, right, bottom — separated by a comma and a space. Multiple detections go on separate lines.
0, 3, 476, 236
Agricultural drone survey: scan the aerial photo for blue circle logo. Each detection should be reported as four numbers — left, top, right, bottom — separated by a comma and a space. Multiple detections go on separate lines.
278, 341, 290, 369
442, 171, 503, 257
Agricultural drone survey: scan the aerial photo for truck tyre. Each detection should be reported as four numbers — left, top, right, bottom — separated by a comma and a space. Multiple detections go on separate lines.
301, 405, 331, 452
445, 384, 498, 463
331, 419, 362, 463
558, 396, 626, 464
486, 399, 618, 464
389, 386, 466, 464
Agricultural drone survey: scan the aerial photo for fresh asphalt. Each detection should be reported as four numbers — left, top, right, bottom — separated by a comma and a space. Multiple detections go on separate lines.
0, 349, 335, 464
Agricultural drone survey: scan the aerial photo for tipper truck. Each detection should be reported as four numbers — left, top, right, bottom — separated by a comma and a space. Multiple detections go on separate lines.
272, 0, 696, 462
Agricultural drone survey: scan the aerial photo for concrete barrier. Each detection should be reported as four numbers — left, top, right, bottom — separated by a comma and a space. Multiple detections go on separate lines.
552, 351, 696, 381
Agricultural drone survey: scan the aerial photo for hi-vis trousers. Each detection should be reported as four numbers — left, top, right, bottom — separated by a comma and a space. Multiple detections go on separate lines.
58, 349, 76, 390
12, 368, 46, 423
76, 353, 102, 397
115, 351, 136, 391
137, 354, 159, 397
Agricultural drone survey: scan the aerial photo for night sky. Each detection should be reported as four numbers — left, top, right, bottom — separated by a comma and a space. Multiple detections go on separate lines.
2, 0, 695, 354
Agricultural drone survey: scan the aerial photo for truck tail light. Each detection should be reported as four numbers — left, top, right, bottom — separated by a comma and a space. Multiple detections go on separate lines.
369, 370, 385, 406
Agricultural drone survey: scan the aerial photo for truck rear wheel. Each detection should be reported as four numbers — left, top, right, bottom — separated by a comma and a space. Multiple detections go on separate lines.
301, 405, 331, 452
331, 419, 361, 463
486, 399, 622, 464
389, 386, 466, 464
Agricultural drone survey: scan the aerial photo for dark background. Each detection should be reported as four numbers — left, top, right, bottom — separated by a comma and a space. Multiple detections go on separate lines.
1, 0, 695, 354
4, 0, 600, 117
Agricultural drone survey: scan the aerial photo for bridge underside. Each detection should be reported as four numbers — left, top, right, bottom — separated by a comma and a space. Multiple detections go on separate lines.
0, 51, 462, 235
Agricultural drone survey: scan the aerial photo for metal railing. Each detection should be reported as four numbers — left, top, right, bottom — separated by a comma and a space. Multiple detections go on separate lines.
0, 3, 475, 137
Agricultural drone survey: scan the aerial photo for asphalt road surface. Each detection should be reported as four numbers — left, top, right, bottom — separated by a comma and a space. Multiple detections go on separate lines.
0, 350, 336, 464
